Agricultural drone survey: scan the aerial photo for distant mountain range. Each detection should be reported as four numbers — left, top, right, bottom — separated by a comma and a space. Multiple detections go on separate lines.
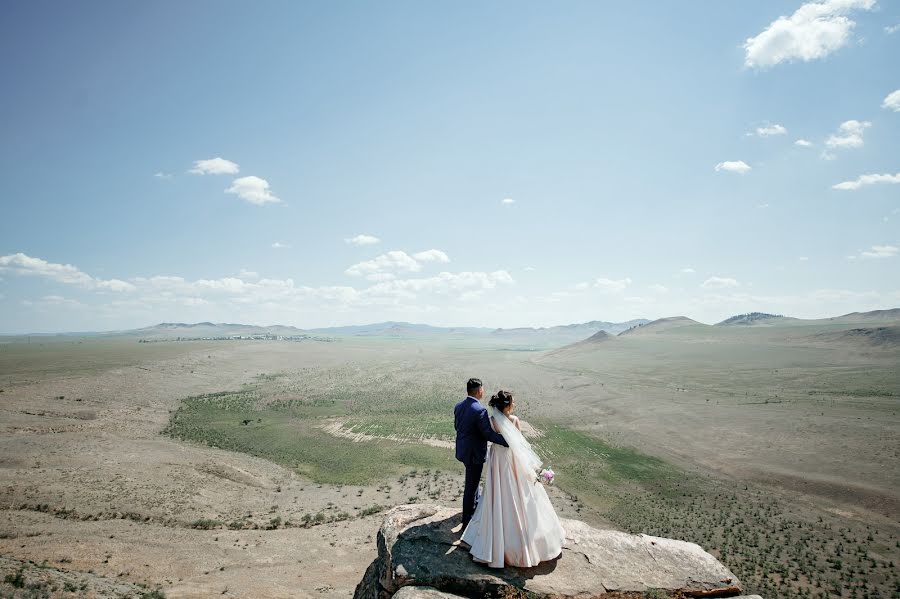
126, 319, 651, 345
549, 309, 900, 354
488, 319, 650, 344
305, 321, 491, 336
6, 309, 899, 341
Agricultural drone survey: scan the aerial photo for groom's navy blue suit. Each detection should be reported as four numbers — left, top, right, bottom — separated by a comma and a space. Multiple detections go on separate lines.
454, 395, 508, 530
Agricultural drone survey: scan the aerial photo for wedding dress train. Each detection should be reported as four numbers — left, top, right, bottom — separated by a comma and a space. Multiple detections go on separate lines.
460, 409, 565, 568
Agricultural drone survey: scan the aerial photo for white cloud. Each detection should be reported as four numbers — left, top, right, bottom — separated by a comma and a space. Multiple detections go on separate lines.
649, 284, 669, 294
757, 203, 771, 208
182, 297, 209, 307
22, 295, 84, 309
681, 267, 696, 274
715, 160, 752, 174
794, 139, 813, 147
0, 253, 523, 329
701, 276, 740, 289
346, 251, 422, 279
886, 24, 900, 34
225, 176, 282, 205
825, 119, 871, 149
573, 282, 591, 291
238, 269, 259, 279
189, 157, 240, 175
523, 266, 536, 272
345, 234, 381, 246
153, 172, 173, 179
346, 249, 450, 280
882, 89, 900, 112
752, 124, 787, 137
743, 0, 876, 69
0, 253, 136, 293
366, 270, 514, 299
593, 277, 632, 292
271, 242, 291, 249
832, 172, 900, 190
860, 245, 898, 259
412, 249, 450, 263
502, 198, 515, 205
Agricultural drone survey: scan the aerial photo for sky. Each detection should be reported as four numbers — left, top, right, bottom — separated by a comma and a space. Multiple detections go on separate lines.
1, 0, 899, 333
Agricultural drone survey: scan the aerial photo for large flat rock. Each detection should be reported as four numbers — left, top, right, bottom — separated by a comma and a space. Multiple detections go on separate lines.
354, 504, 749, 598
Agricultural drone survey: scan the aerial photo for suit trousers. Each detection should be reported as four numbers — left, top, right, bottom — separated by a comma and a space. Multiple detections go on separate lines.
461, 461, 483, 530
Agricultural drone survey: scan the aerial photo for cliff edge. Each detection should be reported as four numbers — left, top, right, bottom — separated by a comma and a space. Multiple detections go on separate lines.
354, 504, 762, 598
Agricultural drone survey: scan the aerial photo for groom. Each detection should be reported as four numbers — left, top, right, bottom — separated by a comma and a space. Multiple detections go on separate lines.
454, 377, 508, 532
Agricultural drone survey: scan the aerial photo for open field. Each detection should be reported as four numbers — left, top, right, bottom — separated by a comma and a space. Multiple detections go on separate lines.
1, 315, 899, 597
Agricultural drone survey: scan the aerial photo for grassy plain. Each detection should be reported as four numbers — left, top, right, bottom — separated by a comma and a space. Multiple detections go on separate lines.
2, 318, 899, 597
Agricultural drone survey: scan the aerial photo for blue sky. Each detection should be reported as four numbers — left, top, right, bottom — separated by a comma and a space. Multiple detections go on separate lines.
1, 0, 898, 333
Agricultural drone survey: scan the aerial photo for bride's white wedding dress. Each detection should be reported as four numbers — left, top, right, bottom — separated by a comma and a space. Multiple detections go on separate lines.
460, 408, 566, 568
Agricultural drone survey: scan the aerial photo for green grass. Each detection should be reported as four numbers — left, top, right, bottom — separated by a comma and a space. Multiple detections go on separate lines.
163, 386, 456, 485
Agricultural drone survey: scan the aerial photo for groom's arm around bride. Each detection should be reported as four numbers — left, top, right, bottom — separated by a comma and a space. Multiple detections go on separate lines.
454, 377, 508, 532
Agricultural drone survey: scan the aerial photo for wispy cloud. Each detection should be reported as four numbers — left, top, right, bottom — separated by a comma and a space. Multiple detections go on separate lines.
681, 267, 696, 274
832, 172, 900, 190
346, 249, 449, 280
715, 160, 752, 174
885, 23, 900, 34
825, 119, 871, 149
743, 0, 876, 69
345, 234, 381, 246
593, 277, 632, 292
0, 253, 135, 292
794, 139, 813, 147
860, 245, 898, 259
366, 270, 514, 298
153, 172, 173, 180
750, 124, 787, 137
189, 157, 240, 175
346, 251, 421, 279
882, 89, 900, 112
5, 252, 515, 317
701, 276, 739, 289
271, 242, 291, 249
226, 176, 282, 205
412, 249, 450, 263
501, 198, 515, 206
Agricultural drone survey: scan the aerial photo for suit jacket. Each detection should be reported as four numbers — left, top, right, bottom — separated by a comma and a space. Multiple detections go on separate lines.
454, 396, 508, 464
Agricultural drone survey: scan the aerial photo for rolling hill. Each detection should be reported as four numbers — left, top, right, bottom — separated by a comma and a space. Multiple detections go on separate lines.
619, 316, 703, 336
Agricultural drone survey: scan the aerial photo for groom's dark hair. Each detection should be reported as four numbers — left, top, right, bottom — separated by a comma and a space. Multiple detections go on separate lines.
466, 378, 482, 395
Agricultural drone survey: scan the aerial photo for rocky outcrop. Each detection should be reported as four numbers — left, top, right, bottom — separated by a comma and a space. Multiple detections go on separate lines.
354, 504, 755, 599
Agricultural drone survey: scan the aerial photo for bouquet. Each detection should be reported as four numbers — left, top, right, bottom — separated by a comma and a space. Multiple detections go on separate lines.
536, 468, 555, 485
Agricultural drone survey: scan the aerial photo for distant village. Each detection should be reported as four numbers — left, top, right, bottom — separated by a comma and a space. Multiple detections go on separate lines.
138, 334, 337, 343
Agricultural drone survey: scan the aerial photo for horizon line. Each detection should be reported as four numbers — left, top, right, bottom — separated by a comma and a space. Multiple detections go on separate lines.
3, 307, 899, 337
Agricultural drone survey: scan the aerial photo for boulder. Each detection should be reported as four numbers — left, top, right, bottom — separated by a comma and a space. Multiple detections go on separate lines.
393, 587, 467, 598
354, 504, 753, 599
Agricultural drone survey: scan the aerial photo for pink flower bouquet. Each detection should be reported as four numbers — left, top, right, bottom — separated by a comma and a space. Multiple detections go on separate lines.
536, 468, 555, 485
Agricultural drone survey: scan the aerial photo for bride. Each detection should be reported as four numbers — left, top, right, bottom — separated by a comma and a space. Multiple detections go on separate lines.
460, 390, 566, 568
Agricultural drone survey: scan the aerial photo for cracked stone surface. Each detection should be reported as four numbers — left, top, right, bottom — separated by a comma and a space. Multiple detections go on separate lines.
354, 504, 749, 598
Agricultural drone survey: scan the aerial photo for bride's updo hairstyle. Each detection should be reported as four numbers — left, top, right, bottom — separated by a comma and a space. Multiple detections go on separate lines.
489, 390, 513, 412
